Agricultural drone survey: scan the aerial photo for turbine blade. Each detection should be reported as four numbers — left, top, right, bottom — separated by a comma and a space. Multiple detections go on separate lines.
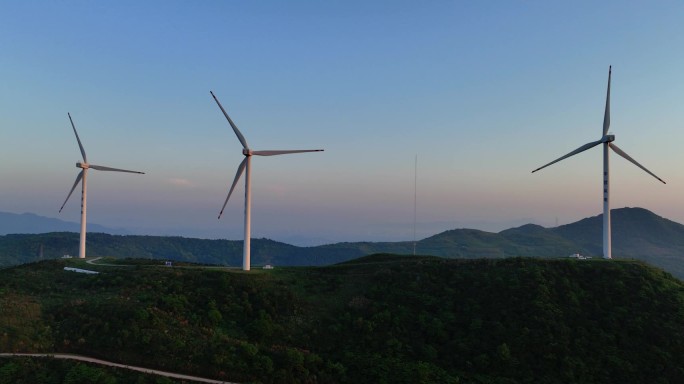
251, 149, 324, 156
68, 113, 88, 162
59, 171, 83, 212
603, 65, 611, 136
609, 143, 666, 184
210, 91, 249, 150
532, 139, 602, 173
89, 164, 145, 174
219, 157, 247, 219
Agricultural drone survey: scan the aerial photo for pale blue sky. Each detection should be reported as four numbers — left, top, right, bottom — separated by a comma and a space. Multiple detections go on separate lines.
1, 1, 683, 244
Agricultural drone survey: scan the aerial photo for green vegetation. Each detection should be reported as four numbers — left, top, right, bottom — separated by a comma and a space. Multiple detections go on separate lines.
0, 357, 178, 384
2, 255, 684, 383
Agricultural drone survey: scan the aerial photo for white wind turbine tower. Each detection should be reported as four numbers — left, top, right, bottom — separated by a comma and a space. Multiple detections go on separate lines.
532, 66, 666, 259
211, 91, 324, 271
59, 113, 145, 259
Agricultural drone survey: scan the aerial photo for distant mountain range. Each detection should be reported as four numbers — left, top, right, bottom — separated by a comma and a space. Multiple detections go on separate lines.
0, 212, 129, 236
1, 207, 683, 279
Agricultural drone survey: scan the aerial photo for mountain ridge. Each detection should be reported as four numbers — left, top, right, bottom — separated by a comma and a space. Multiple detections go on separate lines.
1, 207, 683, 278
0, 211, 129, 236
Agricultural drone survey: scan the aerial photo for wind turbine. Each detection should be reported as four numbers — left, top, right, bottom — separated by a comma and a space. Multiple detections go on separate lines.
532, 66, 665, 259
59, 113, 145, 259
210, 91, 323, 271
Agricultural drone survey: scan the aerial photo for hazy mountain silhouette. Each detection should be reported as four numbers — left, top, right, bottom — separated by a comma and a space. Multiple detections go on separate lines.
0, 212, 129, 236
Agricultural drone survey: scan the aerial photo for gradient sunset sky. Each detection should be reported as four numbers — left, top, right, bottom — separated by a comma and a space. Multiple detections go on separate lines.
2, 1, 683, 245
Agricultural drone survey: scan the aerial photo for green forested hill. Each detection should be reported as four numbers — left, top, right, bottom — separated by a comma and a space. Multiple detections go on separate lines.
2, 207, 684, 279
1, 256, 684, 383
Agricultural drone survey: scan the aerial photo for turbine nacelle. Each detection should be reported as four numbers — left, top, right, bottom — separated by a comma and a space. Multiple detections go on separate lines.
601, 134, 615, 143
243, 149, 253, 156
77, 162, 89, 169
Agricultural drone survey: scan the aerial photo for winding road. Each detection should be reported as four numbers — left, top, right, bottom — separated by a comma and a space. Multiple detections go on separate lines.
0, 353, 237, 383
85, 256, 130, 266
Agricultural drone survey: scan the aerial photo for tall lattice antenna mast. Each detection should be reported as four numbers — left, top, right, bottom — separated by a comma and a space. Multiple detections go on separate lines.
413, 154, 417, 256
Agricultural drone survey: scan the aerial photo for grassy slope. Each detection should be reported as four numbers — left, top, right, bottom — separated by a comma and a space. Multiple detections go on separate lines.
2, 255, 684, 383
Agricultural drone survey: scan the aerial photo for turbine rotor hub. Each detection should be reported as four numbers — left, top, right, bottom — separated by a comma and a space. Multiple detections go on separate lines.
602, 134, 615, 143
242, 149, 253, 156
77, 162, 89, 169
